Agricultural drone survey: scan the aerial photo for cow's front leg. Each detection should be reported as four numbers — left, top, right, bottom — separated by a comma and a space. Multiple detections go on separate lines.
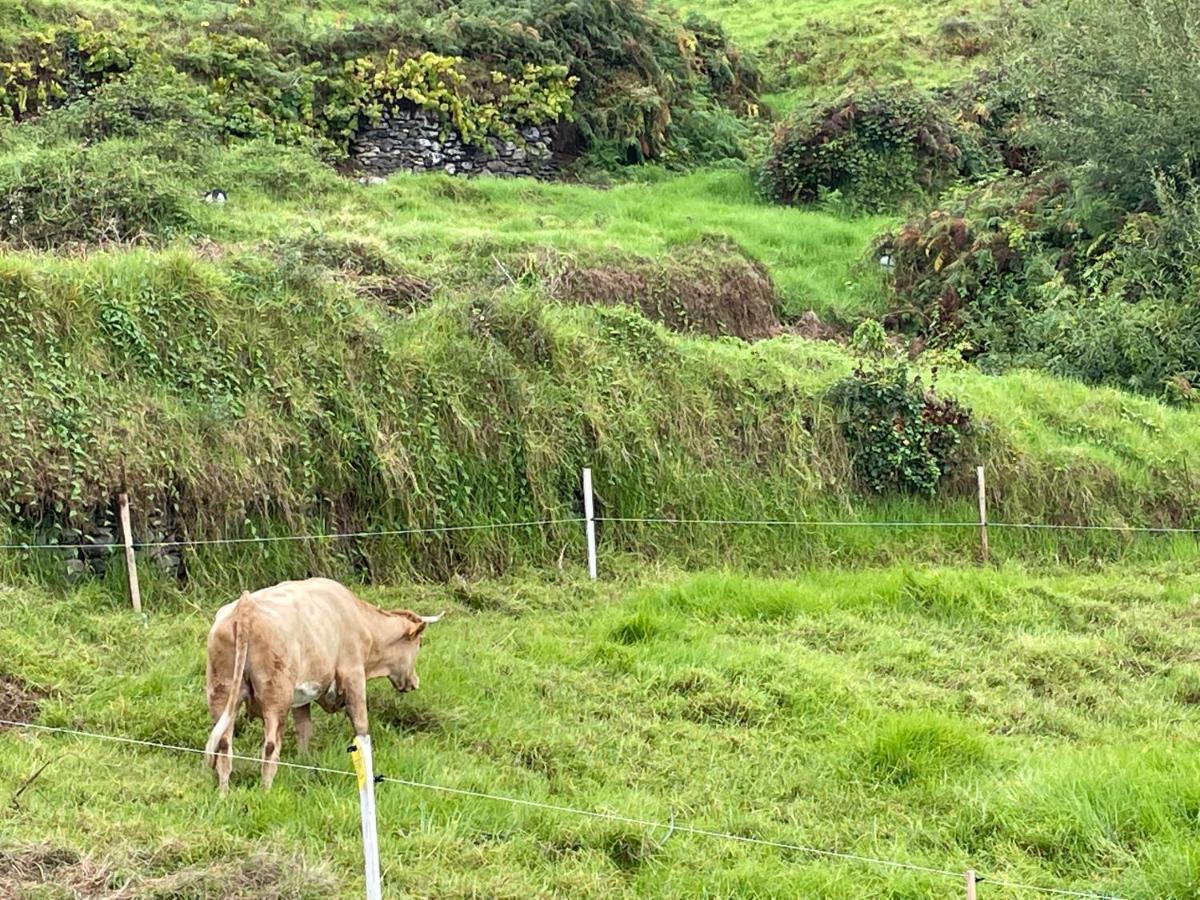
293, 704, 313, 754
341, 670, 369, 736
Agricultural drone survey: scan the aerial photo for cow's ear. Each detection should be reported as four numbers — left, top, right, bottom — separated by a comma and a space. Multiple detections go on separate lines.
408, 618, 427, 639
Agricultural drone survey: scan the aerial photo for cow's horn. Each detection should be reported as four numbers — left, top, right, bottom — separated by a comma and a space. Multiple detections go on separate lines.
420, 611, 445, 624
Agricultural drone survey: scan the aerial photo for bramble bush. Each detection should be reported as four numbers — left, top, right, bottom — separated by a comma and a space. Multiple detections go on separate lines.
829, 321, 972, 495
761, 86, 973, 212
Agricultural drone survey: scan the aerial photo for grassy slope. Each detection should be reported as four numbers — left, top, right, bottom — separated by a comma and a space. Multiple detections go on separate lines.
6, 220, 1200, 588
668, 0, 1001, 114
3, 564, 1200, 898
213, 163, 892, 322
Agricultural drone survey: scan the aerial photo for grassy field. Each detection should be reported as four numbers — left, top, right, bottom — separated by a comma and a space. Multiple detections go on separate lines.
3, 562, 1200, 898
666, 0, 1003, 114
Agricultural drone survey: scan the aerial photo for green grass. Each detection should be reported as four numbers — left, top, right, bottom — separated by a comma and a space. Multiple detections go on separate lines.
669, 0, 1003, 114
204, 161, 892, 323
4, 562, 1200, 897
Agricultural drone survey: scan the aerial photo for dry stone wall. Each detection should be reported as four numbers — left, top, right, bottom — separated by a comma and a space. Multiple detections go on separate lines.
350, 107, 557, 179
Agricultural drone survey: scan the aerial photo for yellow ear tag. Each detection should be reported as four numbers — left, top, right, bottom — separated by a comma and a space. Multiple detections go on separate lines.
349, 739, 367, 791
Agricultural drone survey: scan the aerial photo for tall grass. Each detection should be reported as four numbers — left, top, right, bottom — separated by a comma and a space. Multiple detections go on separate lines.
668, 0, 1004, 114
3, 230, 1200, 588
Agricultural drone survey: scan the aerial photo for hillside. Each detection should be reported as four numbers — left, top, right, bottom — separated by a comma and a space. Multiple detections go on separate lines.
4, 0, 1200, 896
2, 59, 1199, 575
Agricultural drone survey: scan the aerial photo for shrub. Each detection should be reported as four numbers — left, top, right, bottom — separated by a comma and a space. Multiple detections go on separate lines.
761, 85, 975, 212
52, 58, 216, 146
879, 172, 1200, 399
829, 321, 971, 495
0, 18, 133, 121
1016, 0, 1200, 209
0, 141, 194, 247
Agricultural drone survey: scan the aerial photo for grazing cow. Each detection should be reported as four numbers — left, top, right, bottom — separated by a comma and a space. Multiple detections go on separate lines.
203, 577, 442, 793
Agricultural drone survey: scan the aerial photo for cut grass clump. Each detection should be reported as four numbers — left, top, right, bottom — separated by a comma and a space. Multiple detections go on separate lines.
0, 844, 338, 899
861, 712, 991, 787
548, 238, 783, 341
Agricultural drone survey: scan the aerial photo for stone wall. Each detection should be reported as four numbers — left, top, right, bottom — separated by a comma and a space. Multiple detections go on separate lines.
350, 106, 557, 179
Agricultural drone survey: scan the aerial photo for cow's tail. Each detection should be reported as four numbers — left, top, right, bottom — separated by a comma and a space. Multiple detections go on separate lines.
205, 594, 251, 766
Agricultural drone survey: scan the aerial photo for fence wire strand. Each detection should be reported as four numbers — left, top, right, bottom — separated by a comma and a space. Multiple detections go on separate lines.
0, 718, 1126, 899
0, 517, 584, 552
2, 513, 1196, 553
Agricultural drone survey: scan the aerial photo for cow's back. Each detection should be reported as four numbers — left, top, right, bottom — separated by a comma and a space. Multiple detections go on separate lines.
245, 578, 369, 676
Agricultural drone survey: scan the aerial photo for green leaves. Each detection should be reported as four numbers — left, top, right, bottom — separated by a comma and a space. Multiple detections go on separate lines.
762, 85, 982, 212
830, 326, 972, 495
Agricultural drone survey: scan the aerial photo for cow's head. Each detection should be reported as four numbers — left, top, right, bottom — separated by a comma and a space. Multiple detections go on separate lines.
383, 610, 443, 693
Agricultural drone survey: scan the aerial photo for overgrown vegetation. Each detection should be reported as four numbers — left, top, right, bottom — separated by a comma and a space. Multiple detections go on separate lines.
2, 0, 761, 165
830, 321, 971, 494
876, 0, 1200, 399
763, 85, 975, 211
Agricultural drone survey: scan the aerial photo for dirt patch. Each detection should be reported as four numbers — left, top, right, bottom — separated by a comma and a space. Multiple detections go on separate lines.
0, 674, 42, 729
0, 845, 337, 899
787, 309, 845, 342
546, 240, 783, 341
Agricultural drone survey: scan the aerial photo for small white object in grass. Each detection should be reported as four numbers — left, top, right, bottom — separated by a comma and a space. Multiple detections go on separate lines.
878, 253, 895, 272
203, 189, 227, 204
358, 175, 386, 185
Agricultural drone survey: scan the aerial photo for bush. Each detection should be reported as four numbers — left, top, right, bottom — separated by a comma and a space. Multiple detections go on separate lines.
0, 19, 134, 121
762, 86, 974, 212
52, 59, 216, 146
829, 321, 972, 495
1017, 0, 1200, 209
0, 141, 194, 247
879, 173, 1200, 399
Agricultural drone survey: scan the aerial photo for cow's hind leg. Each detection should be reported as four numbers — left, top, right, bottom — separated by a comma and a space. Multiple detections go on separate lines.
294, 704, 313, 754
207, 683, 239, 795
261, 706, 287, 790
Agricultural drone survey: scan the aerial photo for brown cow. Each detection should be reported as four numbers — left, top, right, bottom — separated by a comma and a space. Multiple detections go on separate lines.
203, 577, 442, 793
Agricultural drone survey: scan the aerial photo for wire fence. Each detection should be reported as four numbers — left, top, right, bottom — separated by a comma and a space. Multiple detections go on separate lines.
0, 718, 1126, 899
0, 517, 586, 552
1, 514, 1197, 553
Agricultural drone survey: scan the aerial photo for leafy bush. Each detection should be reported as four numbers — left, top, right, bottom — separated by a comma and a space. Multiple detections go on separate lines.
1016, 0, 1200, 208
426, 0, 760, 163
0, 141, 194, 247
51, 59, 216, 146
762, 86, 975, 212
829, 321, 972, 495
879, 173, 1200, 399
0, 18, 133, 121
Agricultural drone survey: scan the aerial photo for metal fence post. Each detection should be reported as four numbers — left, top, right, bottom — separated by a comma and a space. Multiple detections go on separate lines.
582, 467, 597, 580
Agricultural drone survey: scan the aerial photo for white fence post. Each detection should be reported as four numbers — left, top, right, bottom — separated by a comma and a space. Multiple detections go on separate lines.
349, 734, 382, 900
976, 466, 989, 564
582, 467, 597, 580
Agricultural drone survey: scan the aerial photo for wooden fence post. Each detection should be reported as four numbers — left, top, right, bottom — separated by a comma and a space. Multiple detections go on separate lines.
965, 869, 977, 900
118, 493, 142, 613
976, 466, 989, 564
